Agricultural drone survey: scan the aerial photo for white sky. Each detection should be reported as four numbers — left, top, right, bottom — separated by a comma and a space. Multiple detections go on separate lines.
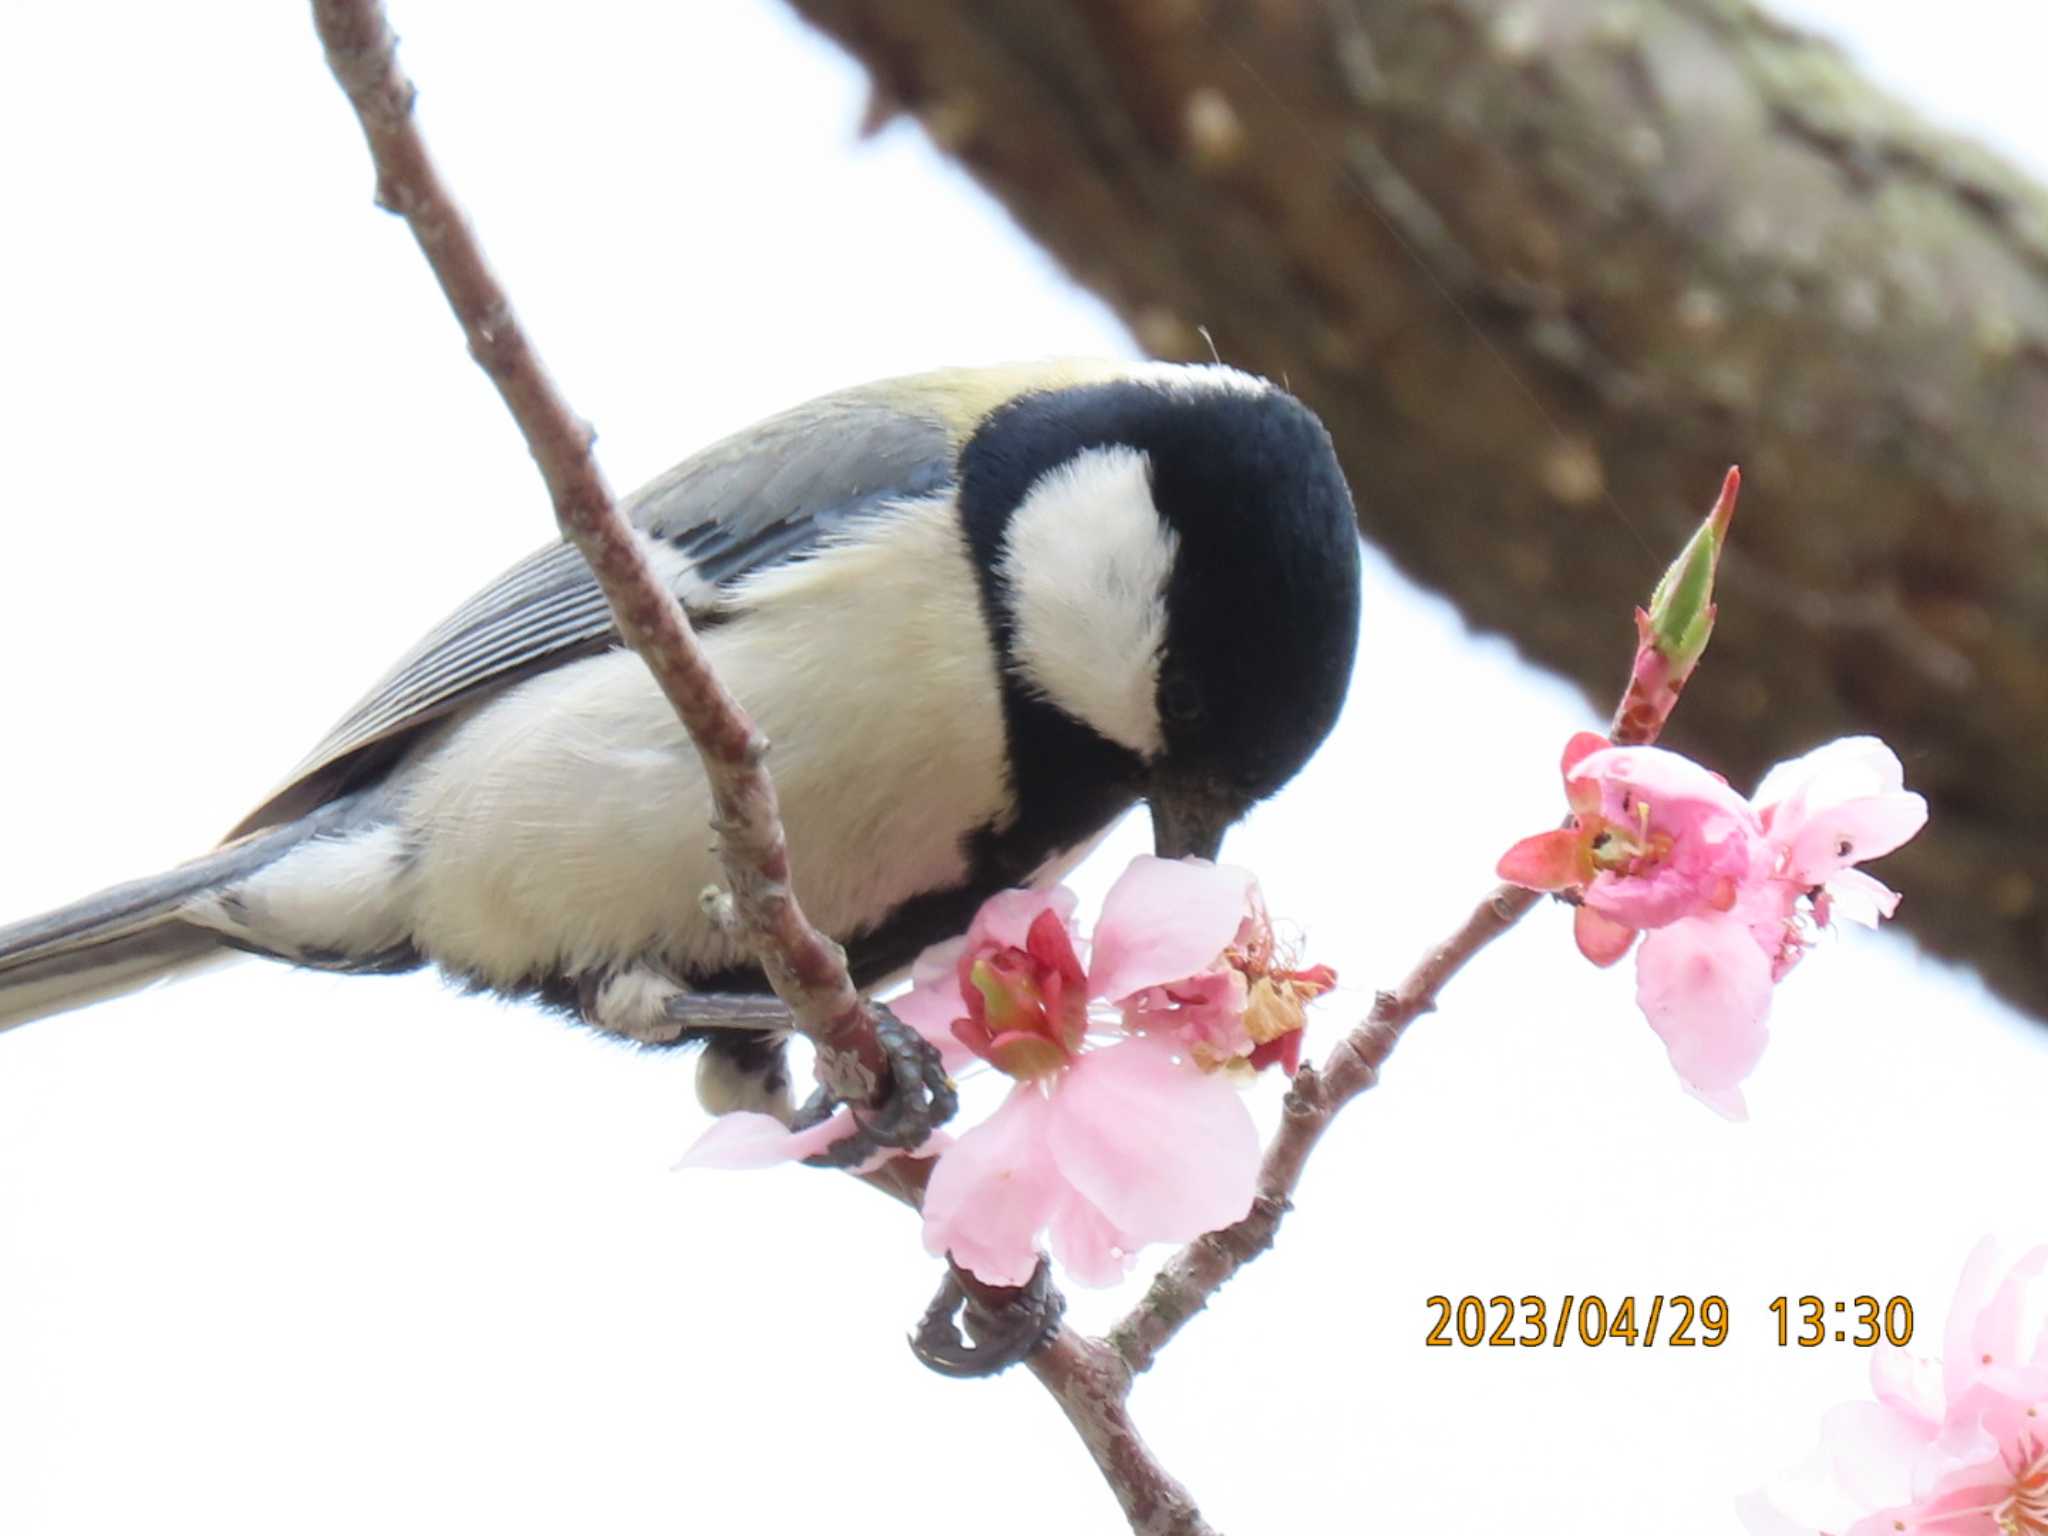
0, 3, 2042, 1533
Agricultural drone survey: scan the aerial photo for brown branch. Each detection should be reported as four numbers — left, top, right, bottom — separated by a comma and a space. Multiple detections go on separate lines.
1028, 1331, 1219, 1536
308, 0, 890, 1103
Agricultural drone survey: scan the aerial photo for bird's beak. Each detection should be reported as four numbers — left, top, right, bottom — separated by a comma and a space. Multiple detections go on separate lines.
1148, 776, 1241, 862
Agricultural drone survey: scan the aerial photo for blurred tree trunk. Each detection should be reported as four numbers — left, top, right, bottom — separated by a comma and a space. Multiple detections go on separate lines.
784, 0, 2048, 1022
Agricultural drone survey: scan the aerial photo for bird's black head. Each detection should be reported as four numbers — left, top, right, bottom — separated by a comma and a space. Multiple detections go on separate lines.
1141, 377, 1361, 856
958, 365, 1362, 866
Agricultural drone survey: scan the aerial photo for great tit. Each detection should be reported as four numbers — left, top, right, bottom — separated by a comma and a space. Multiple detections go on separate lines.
0, 360, 1362, 1116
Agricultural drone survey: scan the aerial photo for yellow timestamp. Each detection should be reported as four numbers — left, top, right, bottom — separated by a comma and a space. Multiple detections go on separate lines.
1423, 1294, 1729, 1348
1770, 1294, 1915, 1348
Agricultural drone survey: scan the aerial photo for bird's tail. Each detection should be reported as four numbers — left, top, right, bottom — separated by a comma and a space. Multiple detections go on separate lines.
0, 801, 364, 1034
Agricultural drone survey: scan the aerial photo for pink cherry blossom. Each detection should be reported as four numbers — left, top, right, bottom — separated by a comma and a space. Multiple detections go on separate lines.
677, 856, 1336, 1289
1118, 882, 1338, 1076
889, 886, 1080, 1075
1748, 737, 1929, 979
1496, 733, 1768, 963
1756, 737, 1928, 887
1742, 1241, 2048, 1536
920, 1034, 1261, 1287
1090, 855, 1266, 1007
1499, 732, 1925, 1114
1574, 745, 1766, 927
900, 856, 1294, 1285
901, 857, 1259, 1077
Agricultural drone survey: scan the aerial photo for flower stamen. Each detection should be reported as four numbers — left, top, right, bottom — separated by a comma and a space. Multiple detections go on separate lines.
1998, 1434, 2048, 1536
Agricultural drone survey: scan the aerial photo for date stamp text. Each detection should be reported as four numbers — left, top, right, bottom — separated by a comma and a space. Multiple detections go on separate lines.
1423, 1294, 1915, 1348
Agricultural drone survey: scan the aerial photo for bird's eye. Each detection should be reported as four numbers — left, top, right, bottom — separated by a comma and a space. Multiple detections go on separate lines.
1159, 672, 1205, 728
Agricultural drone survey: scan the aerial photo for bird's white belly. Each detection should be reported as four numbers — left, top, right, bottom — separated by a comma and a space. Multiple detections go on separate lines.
390, 503, 1014, 988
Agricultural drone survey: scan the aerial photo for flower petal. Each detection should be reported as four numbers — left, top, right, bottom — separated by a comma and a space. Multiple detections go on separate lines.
1950, 1242, 2048, 1402
1123, 967, 1249, 1060
1583, 815, 1766, 930
886, 981, 980, 1073
1825, 868, 1903, 928
1779, 792, 1929, 885
1743, 1440, 1885, 1536
1686, 1081, 1751, 1121
906, 934, 967, 991
1869, 1343, 1943, 1430
1821, 1400, 1935, 1513
1087, 857, 1256, 1004
889, 894, 1082, 1074
920, 1085, 1063, 1287
1635, 917, 1775, 1115
1733, 1489, 1822, 1536
1943, 1238, 2011, 1407
1564, 745, 1770, 930
961, 889, 1077, 962
1574, 904, 1639, 967
674, 1109, 861, 1170
1498, 828, 1586, 891
1754, 736, 1906, 814
1560, 730, 1611, 777
1572, 744, 1759, 823
1045, 1035, 1259, 1242
1755, 737, 1927, 887
1894, 1455, 2028, 1533
1047, 1188, 1142, 1288
1025, 905, 1088, 991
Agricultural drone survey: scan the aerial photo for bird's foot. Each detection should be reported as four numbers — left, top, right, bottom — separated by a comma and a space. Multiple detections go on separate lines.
909, 1257, 1065, 1378
794, 1005, 956, 1168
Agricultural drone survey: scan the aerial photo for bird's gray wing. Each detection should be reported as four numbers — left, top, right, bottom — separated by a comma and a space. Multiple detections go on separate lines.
225, 384, 961, 840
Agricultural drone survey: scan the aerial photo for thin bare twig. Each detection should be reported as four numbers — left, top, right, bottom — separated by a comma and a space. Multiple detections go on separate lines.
308, 0, 892, 1104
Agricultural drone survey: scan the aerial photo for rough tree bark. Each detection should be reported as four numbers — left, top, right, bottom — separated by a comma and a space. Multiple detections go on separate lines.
779, 0, 2048, 1022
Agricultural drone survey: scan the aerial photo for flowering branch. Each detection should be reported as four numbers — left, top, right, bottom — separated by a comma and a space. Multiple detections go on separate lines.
684, 466, 1757, 1530
310, 10, 1789, 1521
308, 0, 904, 1108
878, 705, 1627, 1515
1109, 879, 1539, 1374
1105, 477, 1740, 1372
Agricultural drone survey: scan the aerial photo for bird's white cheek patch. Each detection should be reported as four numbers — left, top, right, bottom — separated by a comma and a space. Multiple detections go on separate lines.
999, 446, 1176, 757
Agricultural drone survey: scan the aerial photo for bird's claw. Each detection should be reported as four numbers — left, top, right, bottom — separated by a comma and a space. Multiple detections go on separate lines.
796, 1005, 956, 1168
909, 1257, 1065, 1379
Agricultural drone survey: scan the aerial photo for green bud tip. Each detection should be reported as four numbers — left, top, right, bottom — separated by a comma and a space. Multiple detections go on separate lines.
1647, 466, 1741, 668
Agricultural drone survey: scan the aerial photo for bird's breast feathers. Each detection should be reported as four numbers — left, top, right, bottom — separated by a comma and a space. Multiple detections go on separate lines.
375, 489, 1014, 987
